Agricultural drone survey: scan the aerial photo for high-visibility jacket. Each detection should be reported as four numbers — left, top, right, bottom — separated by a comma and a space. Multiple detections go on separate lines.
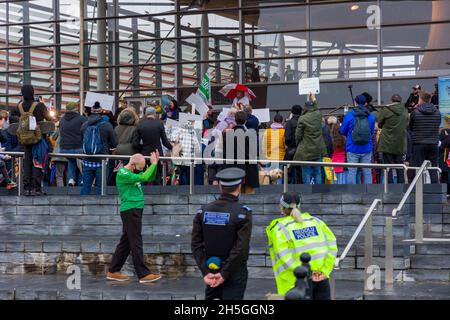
266, 212, 338, 295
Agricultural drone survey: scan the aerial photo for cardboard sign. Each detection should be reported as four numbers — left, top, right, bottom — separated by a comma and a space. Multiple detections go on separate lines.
186, 93, 209, 116
299, 77, 320, 95
179, 112, 203, 124
85, 92, 115, 112
252, 108, 271, 123
166, 118, 181, 128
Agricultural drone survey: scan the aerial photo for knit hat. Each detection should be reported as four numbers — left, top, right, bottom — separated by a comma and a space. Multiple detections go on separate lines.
362, 92, 373, 104
145, 106, 156, 116
91, 101, 102, 113
65, 102, 79, 111
355, 95, 367, 106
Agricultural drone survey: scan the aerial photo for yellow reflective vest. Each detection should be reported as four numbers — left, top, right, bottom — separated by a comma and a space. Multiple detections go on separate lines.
266, 212, 338, 295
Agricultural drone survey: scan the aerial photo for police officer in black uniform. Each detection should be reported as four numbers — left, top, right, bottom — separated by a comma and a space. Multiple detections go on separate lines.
191, 167, 252, 300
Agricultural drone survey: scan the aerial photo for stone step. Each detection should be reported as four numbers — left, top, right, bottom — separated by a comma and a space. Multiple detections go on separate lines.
410, 254, 450, 269
0, 274, 366, 300
363, 281, 450, 300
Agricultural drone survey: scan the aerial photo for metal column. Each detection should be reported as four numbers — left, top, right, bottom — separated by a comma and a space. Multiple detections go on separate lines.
97, 0, 107, 91
22, 2, 31, 85
131, 18, 140, 96
200, 7, 209, 78
53, 0, 62, 113
79, 0, 85, 111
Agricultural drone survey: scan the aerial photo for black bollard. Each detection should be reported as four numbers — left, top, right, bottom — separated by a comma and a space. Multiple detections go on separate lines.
285, 265, 309, 300
300, 253, 312, 299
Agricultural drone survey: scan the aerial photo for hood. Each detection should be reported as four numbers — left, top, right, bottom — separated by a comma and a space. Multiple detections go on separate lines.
87, 114, 103, 126
353, 105, 370, 117
63, 111, 79, 122
118, 110, 136, 126
385, 103, 404, 116
21, 85, 34, 101
417, 103, 438, 115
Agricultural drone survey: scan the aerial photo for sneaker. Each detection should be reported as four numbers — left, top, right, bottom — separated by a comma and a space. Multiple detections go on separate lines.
6, 182, 17, 190
68, 179, 76, 187
139, 274, 161, 284
106, 272, 130, 282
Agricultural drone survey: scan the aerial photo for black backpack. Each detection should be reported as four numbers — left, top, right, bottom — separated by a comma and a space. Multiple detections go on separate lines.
351, 111, 371, 145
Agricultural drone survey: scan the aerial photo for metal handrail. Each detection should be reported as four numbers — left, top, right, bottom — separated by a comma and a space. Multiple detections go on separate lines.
392, 160, 431, 218
334, 199, 382, 269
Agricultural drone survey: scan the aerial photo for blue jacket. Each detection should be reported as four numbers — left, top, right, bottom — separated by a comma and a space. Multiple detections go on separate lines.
246, 114, 260, 132
340, 106, 375, 154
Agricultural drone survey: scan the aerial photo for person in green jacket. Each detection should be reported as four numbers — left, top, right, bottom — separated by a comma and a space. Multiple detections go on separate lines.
293, 93, 327, 184
107, 151, 162, 284
377, 94, 408, 183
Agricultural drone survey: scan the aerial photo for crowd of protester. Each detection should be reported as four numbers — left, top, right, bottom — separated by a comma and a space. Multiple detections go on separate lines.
0, 83, 447, 196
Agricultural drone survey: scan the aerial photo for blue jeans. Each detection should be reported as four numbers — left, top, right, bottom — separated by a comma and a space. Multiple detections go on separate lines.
81, 165, 103, 195
60, 148, 83, 184
347, 152, 372, 185
302, 164, 322, 184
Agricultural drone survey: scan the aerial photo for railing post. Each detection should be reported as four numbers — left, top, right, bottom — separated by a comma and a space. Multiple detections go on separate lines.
189, 162, 194, 195
162, 161, 167, 186
415, 170, 424, 243
18, 156, 23, 197
101, 159, 107, 196
385, 216, 394, 285
283, 164, 288, 193
329, 271, 336, 300
364, 214, 373, 291
383, 168, 389, 193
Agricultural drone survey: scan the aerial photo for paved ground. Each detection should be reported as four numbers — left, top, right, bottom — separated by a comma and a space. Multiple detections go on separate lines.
0, 274, 365, 300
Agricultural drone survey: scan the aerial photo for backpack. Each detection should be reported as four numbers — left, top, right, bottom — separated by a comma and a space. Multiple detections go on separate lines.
83, 120, 106, 155
351, 111, 371, 145
17, 102, 42, 145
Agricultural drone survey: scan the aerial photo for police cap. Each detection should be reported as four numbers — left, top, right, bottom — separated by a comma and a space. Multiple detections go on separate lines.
216, 167, 246, 187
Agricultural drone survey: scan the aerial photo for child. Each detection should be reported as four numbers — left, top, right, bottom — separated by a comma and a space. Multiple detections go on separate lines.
330, 121, 347, 184
0, 110, 17, 190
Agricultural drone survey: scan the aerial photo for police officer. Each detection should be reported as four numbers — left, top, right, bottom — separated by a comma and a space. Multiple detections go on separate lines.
191, 167, 252, 300
266, 192, 338, 300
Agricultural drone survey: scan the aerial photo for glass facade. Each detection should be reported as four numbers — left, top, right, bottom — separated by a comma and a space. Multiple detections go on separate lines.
1, 0, 450, 112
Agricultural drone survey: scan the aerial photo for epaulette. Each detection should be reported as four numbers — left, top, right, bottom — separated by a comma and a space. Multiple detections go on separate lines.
241, 205, 252, 213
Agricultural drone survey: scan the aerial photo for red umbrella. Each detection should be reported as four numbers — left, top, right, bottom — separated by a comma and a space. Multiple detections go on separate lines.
219, 83, 256, 100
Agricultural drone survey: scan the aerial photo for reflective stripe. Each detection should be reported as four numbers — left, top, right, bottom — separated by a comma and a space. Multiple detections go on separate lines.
277, 222, 293, 241
274, 257, 297, 276
327, 250, 338, 257
275, 247, 293, 261
293, 241, 328, 255
310, 252, 329, 261
327, 240, 337, 247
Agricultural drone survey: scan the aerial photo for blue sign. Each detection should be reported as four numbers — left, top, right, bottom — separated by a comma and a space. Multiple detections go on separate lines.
292, 226, 319, 240
203, 212, 230, 226
438, 76, 450, 127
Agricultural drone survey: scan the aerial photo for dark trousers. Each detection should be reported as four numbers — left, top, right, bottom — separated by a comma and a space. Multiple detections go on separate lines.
23, 144, 43, 192
382, 153, 405, 184
312, 279, 331, 300
412, 144, 439, 183
109, 208, 150, 279
289, 165, 303, 184
205, 263, 248, 300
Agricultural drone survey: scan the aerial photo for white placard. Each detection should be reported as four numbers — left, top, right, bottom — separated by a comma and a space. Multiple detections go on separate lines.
252, 108, 271, 123
166, 118, 181, 128
298, 77, 320, 95
179, 112, 203, 124
85, 92, 115, 112
29, 116, 37, 130
186, 93, 209, 116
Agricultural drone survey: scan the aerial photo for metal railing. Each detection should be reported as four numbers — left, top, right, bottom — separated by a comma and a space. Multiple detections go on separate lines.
0, 151, 442, 197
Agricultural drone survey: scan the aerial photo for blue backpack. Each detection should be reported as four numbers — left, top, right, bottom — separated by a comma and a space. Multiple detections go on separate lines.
351, 110, 371, 145
83, 118, 107, 155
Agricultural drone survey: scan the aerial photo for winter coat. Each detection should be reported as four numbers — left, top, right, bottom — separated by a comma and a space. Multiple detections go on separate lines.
377, 103, 408, 155
59, 111, 87, 150
409, 103, 441, 145
80, 114, 118, 157
132, 117, 172, 156
340, 106, 376, 155
114, 110, 138, 155
293, 102, 327, 161
284, 114, 299, 160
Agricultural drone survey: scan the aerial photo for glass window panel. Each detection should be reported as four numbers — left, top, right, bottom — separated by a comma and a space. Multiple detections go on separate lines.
246, 58, 308, 83
311, 28, 378, 55
383, 24, 450, 52
246, 32, 308, 59
243, 5, 307, 33
312, 55, 378, 80
382, 0, 449, 25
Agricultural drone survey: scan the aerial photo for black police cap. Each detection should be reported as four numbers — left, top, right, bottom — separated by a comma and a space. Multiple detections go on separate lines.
216, 167, 246, 187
